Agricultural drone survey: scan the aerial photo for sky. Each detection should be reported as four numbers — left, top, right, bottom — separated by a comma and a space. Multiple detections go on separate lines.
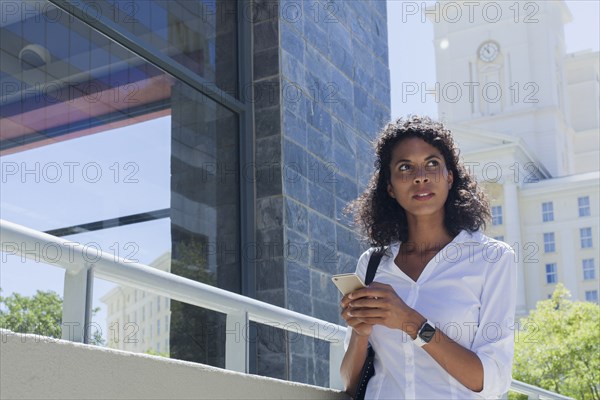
1, 117, 172, 342
388, 0, 600, 118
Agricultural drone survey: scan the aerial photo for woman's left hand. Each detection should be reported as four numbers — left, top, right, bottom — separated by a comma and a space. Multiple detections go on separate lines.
345, 282, 424, 336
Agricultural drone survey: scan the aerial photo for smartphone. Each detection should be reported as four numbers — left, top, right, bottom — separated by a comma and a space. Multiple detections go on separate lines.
331, 273, 366, 295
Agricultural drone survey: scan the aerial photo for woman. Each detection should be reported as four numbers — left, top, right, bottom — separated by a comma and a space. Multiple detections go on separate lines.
340, 116, 516, 399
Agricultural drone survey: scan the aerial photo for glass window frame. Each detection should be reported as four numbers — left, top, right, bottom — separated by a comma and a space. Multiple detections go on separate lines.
491, 205, 503, 226
582, 259, 596, 280
580, 227, 593, 249
585, 290, 598, 303
2, 0, 257, 373
578, 196, 591, 217
43, 0, 255, 296
543, 232, 556, 253
542, 201, 554, 222
545, 263, 558, 284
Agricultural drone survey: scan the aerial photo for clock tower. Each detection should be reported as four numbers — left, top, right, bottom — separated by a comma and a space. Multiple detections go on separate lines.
428, 0, 574, 177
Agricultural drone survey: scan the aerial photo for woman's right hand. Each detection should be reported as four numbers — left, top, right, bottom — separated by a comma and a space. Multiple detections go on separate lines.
340, 292, 374, 337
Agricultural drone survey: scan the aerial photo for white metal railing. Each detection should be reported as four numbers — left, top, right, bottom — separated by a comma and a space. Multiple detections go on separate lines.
0, 219, 346, 389
509, 380, 574, 399
0, 219, 574, 398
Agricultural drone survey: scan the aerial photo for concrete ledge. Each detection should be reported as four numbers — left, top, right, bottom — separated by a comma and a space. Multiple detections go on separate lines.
0, 330, 348, 400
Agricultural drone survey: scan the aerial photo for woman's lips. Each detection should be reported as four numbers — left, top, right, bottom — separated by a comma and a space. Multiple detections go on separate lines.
413, 192, 434, 201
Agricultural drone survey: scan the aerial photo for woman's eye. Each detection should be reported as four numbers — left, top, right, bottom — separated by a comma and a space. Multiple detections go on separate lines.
399, 164, 411, 172
426, 160, 440, 169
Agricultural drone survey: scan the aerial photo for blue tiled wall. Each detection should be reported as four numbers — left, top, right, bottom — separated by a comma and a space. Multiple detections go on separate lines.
278, 0, 390, 386
280, 0, 390, 312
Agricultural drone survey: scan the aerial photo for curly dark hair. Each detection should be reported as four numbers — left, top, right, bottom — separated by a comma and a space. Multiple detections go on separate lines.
345, 115, 490, 248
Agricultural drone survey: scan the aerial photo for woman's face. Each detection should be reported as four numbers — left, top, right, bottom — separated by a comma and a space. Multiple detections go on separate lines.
386, 137, 454, 219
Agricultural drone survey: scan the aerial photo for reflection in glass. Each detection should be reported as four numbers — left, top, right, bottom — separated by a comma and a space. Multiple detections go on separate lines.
1, 0, 241, 368
80, 0, 238, 95
169, 82, 239, 367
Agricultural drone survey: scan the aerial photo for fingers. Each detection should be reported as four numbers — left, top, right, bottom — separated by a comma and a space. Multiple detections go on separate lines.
347, 307, 389, 320
347, 282, 393, 300
340, 293, 353, 308
341, 310, 374, 329
347, 297, 383, 309
341, 304, 380, 325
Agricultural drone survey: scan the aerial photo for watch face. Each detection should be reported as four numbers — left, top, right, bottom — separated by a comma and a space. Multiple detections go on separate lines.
419, 322, 436, 343
479, 41, 499, 62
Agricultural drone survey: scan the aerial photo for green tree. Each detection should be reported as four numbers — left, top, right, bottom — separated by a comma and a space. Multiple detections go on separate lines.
0, 289, 104, 346
145, 348, 170, 358
512, 283, 600, 400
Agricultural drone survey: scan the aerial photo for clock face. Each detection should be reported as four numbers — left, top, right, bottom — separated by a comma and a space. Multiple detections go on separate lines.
479, 41, 500, 62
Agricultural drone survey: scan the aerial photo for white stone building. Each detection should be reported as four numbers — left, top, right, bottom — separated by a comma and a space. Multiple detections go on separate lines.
100, 252, 172, 354
428, 1, 599, 316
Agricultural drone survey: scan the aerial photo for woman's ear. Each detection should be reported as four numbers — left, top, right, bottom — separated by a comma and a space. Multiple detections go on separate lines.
447, 170, 454, 189
387, 183, 395, 198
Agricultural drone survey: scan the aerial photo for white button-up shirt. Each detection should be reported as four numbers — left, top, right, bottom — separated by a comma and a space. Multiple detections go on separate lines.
344, 230, 517, 399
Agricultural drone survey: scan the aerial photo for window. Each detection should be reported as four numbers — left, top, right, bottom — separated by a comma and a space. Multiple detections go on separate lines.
585, 290, 598, 303
545, 263, 558, 284
544, 233, 556, 253
578, 196, 591, 217
542, 202, 554, 222
157, 343, 161, 353
583, 259, 596, 280
580, 228, 593, 248
142, 307, 146, 321
157, 296, 161, 312
492, 206, 503, 225
0, 0, 243, 369
494, 235, 504, 241
157, 320, 161, 336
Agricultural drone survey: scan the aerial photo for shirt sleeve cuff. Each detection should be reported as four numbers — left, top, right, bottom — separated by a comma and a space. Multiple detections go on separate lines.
477, 352, 511, 399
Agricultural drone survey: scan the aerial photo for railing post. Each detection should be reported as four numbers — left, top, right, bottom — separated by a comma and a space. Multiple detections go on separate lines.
329, 340, 345, 390
225, 311, 248, 373
62, 265, 94, 343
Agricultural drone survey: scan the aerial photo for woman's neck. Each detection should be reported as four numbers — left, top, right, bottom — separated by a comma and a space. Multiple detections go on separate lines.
404, 214, 454, 253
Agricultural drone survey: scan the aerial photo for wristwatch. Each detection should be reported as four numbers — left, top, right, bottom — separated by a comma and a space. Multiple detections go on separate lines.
413, 320, 436, 347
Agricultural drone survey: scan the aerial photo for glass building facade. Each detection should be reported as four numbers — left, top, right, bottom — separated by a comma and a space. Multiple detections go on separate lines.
2, 0, 247, 370
1, 0, 390, 386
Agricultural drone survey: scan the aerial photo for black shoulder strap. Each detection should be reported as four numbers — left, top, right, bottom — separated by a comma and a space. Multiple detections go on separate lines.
365, 248, 385, 285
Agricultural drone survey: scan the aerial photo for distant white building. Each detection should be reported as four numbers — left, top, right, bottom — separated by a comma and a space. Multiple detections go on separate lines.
428, 0, 599, 316
100, 252, 171, 354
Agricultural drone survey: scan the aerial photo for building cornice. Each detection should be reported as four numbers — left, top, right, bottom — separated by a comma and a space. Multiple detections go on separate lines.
451, 105, 567, 126
457, 133, 552, 181
520, 171, 600, 197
